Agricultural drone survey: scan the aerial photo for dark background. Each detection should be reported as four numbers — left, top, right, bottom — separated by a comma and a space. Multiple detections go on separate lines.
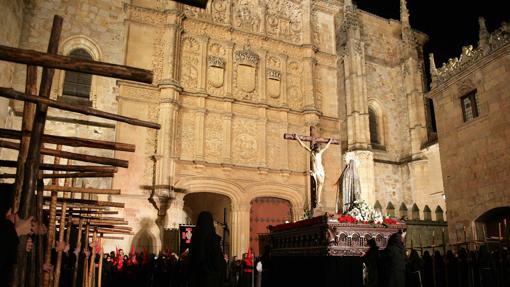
356, 0, 509, 85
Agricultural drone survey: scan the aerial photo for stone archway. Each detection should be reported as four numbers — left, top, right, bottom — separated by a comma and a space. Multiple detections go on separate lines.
475, 206, 510, 239
249, 197, 292, 256
183, 192, 232, 255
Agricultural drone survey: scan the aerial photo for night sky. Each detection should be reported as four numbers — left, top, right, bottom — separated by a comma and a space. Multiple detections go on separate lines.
355, 0, 509, 73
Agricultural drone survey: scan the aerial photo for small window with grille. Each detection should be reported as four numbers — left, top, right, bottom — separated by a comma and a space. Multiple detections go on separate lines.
61, 48, 93, 105
460, 90, 480, 122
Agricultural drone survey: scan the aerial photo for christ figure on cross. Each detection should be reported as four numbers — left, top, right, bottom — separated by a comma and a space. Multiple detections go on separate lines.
284, 127, 339, 209
296, 136, 332, 207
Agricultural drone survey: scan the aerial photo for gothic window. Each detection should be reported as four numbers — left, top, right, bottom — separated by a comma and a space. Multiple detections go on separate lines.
62, 48, 93, 105
369, 107, 380, 145
460, 90, 480, 122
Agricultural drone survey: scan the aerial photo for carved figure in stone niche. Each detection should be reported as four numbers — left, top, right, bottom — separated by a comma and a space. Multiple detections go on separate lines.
296, 136, 332, 208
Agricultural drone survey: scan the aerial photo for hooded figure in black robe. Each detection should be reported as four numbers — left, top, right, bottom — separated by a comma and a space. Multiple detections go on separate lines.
189, 211, 225, 287
382, 231, 405, 287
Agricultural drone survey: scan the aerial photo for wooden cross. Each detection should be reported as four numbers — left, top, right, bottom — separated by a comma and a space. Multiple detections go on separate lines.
284, 126, 339, 209
0, 15, 159, 287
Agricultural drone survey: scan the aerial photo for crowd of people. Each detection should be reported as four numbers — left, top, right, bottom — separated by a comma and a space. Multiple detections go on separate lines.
3, 196, 510, 287
362, 231, 510, 287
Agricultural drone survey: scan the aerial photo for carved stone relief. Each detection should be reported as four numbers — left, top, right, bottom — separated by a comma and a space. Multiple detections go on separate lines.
205, 112, 224, 161
183, 0, 230, 25
262, 0, 302, 43
233, 0, 262, 33
233, 48, 259, 101
232, 117, 257, 164
180, 37, 201, 90
287, 60, 303, 110
179, 111, 196, 159
266, 121, 283, 169
212, 0, 230, 25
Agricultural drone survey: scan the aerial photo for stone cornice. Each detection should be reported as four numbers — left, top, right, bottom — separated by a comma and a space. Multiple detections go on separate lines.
432, 25, 510, 89
427, 42, 510, 98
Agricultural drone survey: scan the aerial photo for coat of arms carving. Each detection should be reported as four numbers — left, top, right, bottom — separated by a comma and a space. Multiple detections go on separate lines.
207, 56, 225, 88
267, 69, 281, 99
235, 49, 259, 94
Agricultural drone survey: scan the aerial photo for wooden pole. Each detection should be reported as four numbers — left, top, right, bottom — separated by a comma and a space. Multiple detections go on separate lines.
419, 233, 423, 256
52, 173, 71, 287
0, 44, 153, 84
0, 88, 160, 129
71, 219, 84, 287
16, 16, 63, 280
43, 197, 125, 208
41, 172, 115, 179
52, 210, 119, 215
82, 223, 90, 287
44, 185, 121, 195
42, 145, 63, 287
12, 65, 37, 212
97, 237, 103, 287
87, 229, 97, 287
40, 164, 118, 173
442, 228, 447, 255
0, 128, 136, 152
36, 179, 45, 287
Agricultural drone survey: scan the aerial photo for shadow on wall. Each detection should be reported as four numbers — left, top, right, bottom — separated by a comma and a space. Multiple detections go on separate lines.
131, 218, 157, 254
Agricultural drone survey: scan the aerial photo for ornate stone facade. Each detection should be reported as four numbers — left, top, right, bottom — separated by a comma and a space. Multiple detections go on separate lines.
0, 0, 445, 256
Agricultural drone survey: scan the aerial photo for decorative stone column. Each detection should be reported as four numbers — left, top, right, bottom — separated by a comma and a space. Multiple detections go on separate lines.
230, 202, 251, 257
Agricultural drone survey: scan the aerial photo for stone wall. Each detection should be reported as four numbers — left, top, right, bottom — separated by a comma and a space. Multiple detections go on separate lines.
0, 0, 24, 129
428, 21, 510, 241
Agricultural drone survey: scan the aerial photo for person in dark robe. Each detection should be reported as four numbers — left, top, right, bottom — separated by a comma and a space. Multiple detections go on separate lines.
434, 250, 446, 287
422, 250, 434, 287
188, 211, 226, 287
362, 238, 379, 287
405, 249, 424, 287
0, 184, 34, 287
382, 231, 405, 287
445, 250, 459, 287
478, 245, 496, 287
457, 248, 471, 287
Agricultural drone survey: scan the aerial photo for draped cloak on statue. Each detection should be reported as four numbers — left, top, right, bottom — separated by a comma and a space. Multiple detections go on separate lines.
336, 159, 361, 213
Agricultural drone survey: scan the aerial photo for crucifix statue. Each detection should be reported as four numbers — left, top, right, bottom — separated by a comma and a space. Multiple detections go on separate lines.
284, 126, 339, 210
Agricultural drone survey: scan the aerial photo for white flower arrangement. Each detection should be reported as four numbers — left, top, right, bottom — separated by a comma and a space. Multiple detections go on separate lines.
345, 200, 385, 224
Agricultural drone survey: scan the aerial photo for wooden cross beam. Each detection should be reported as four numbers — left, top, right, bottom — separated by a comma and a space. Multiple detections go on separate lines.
50, 210, 119, 215
71, 218, 129, 226
0, 172, 115, 179
0, 160, 119, 173
0, 45, 153, 83
0, 139, 129, 167
0, 128, 136, 152
283, 126, 340, 145
43, 197, 125, 208
43, 185, 121, 195
0, 88, 160, 129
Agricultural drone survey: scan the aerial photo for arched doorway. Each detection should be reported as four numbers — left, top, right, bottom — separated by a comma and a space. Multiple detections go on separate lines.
184, 192, 232, 255
250, 197, 292, 256
475, 207, 510, 239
